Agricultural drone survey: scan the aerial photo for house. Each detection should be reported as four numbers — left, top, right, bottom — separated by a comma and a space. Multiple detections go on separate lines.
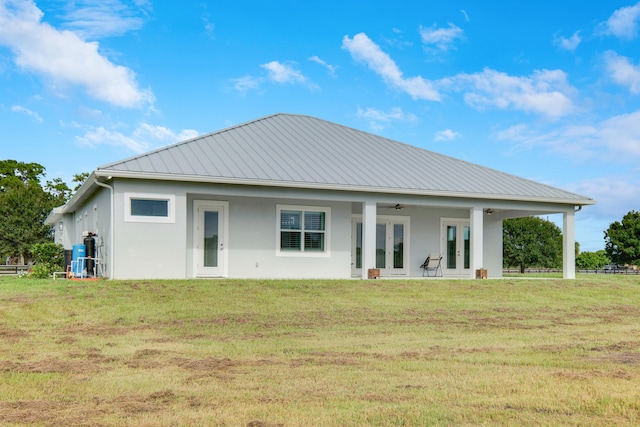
45, 113, 595, 280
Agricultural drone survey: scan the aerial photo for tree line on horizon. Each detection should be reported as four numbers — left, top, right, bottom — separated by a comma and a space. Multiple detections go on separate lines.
0, 159, 638, 273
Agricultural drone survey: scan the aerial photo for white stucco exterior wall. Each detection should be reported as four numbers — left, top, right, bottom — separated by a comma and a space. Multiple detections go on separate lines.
222, 196, 352, 279
53, 177, 577, 280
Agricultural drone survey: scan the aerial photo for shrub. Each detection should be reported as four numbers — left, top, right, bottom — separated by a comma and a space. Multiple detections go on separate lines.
30, 242, 64, 278
576, 250, 610, 270
29, 263, 53, 279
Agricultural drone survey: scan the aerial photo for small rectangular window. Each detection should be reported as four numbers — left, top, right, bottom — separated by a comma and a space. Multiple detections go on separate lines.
131, 199, 169, 217
124, 193, 175, 223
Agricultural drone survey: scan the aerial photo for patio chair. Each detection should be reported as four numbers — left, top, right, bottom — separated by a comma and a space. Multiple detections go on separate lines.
420, 254, 442, 277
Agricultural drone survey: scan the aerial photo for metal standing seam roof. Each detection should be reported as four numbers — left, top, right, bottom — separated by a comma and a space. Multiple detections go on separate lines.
97, 113, 595, 205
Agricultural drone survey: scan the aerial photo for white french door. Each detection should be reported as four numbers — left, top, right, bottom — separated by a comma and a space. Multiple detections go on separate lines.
194, 201, 228, 277
441, 219, 471, 276
351, 215, 409, 276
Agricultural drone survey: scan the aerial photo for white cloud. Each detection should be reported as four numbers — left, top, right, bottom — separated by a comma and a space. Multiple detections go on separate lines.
76, 106, 103, 121
602, 2, 640, 40
309, 55, 337, 77
230, 61, 317, 95
77, 126, 148, 153
76, 123, 199, 153
230, 75, 262, 95
342, 33, 573, 118
604, 51, 640, 94
0, 0, 153, 108
496, 110, 640, 161
203, 19, 214, 38
450, 68, 576, 119
260, 61, 319, 90
554, 31, 581, 51
356, 106, 418, 131
261, 61, 306, 84
566, 176, 640, 226
342, 32, 440, 101
598, 111, 640, 156
419, 23, 464, 51
11, 105, 42, 122
201, 12, 214, 39
435, 129, 461, 141
461, 10, 470, 22
57, 0, 149, 40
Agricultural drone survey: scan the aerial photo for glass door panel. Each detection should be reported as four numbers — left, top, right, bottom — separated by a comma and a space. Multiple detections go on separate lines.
463, 225, 470, 270
376, 223, 386, 269
204, 211, 219, 267
393, 224, 404, 269
354, 222, 362, 269
447, 225, 457, 269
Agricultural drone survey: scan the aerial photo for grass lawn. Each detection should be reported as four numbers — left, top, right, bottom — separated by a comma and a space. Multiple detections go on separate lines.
0, 275, 639, 426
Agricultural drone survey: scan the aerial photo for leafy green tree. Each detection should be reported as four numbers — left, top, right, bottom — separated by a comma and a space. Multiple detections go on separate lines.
0, 182, 54, 262
44, 177, 72, 207
30, 242, 65, 277
503, 217, 563, 273
576, 250, 610, 270
0, 159, 83, 264
72, 172, 90, 193
0, 159, 45, 190
44, 172, 88, 206
605, 210, 640, 266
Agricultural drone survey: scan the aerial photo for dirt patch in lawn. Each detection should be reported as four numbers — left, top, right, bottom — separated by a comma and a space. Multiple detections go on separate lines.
0, 326, 28, 342
587, 353, 640, 365
0, 357, 101, 374
0, 390, 182, 426
0, 400, 94, 426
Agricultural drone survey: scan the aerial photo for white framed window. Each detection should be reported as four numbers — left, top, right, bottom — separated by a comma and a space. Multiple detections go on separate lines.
124, 193, 175, 223
277, 205, 330, 257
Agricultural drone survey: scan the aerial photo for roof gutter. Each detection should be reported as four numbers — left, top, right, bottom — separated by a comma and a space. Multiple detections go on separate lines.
94, 177, 115, 279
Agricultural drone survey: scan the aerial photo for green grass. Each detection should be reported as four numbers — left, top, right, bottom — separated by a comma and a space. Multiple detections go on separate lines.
0, 275, 639, 426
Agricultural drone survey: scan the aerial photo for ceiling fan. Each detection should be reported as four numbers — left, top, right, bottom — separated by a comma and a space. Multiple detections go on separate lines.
380, 203, 406, 210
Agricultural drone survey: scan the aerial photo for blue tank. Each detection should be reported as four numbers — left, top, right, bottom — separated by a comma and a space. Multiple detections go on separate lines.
72, 244, 86, 275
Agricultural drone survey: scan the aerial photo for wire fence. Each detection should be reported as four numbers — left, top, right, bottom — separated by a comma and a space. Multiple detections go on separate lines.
503, 268, 640, 275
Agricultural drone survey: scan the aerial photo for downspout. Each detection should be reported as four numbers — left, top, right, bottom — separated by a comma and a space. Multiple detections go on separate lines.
94, 178, 114, 279
575, 205, 583, 213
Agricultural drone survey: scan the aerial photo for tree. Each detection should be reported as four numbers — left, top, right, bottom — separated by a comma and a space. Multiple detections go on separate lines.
576, 250, 610, 270
605, 210, 640, 266
503, 217, 563, 273
72, 172, 90, 193
0, 159, 81, 264
0, 159, 46, 191
30, 242, 65, 278
0, 182, 54, 262
44, 177, 73, 207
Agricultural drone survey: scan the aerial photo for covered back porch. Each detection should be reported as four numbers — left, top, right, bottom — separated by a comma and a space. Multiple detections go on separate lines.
351, 197, 578, 280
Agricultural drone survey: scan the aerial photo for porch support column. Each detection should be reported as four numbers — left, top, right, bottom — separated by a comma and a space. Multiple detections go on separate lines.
563, 209, 576, 279
361, 200, 377, 279
470, 207, 484, 278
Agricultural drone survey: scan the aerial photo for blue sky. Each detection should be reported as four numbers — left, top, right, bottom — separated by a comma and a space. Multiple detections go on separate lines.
1, 0, 639, 252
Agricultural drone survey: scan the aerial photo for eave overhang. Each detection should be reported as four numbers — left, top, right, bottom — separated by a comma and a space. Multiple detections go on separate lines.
93, 169, 595, 206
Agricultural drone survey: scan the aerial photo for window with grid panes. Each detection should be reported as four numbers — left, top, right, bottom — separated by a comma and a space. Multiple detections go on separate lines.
278, 206, 329, 254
